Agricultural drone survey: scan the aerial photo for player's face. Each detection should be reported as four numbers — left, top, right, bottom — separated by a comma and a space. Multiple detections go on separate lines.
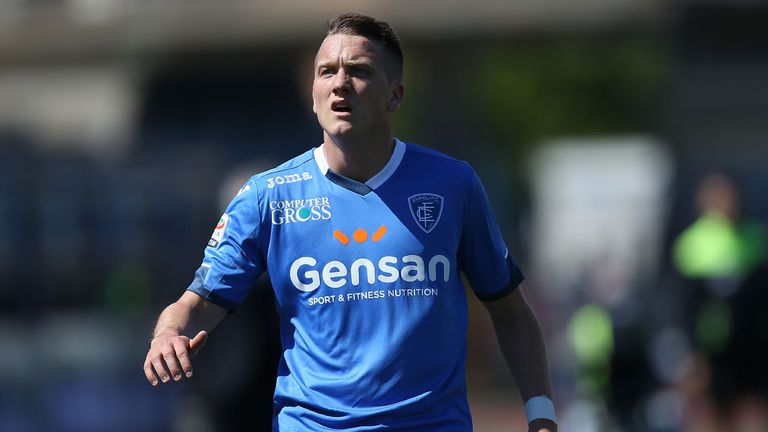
312, 34, 403, 139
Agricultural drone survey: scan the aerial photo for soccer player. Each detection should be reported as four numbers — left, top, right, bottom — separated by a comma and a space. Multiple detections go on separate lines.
144, 13, 557, 432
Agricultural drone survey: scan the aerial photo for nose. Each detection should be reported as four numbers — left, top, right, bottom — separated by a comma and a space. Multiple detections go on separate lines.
332, 69, 351, 93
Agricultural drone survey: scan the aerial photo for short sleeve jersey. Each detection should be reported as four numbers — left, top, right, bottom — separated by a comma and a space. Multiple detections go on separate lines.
188, 139, 524, 431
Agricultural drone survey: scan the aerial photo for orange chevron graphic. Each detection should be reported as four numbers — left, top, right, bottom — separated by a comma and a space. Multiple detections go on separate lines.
372, 226, 387, 242
333, 230, 350, 245
333, 226, 387, 245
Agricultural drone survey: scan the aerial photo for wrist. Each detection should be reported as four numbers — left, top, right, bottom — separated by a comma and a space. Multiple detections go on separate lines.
151, 328, 181, 342
525, 396, 557, 428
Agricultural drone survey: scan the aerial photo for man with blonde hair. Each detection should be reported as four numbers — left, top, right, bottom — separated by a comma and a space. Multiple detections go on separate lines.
144, 13, 557, 432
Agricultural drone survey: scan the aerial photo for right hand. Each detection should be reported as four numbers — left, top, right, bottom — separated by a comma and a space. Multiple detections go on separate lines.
143, 330, 208, 386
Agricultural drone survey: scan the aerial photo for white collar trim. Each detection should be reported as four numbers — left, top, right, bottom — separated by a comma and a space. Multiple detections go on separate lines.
314, 145, 330, 175
313, 138, 406, 190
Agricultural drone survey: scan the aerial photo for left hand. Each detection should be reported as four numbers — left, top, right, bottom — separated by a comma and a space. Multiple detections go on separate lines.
529, 418, 557, 432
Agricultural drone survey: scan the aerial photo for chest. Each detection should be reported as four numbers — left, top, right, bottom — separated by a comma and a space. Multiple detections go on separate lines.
265, 185, 463, 262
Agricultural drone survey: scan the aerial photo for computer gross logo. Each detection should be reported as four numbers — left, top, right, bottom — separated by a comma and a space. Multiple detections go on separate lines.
270, 197, 331, 225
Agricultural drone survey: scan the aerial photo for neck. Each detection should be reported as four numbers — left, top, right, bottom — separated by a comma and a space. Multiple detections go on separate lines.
322, 132, 395, 183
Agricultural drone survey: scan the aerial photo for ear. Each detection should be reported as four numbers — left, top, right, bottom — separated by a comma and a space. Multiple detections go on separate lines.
387, 82, 405, 113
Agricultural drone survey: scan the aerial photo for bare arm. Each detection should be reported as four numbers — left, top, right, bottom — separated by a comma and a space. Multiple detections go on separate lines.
143, 290, 228, 386
484, 286, 557, 432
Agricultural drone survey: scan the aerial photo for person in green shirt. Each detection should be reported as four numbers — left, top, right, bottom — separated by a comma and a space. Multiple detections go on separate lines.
674, 173, 765, 280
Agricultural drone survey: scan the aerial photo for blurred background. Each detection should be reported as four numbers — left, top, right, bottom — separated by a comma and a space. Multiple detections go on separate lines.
1, 0, 767, 431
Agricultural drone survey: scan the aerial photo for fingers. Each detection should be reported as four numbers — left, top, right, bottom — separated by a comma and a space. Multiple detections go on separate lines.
162, 346, 184, 382
173, 339, 194, 378
143, 358, 159, 386
151, 355, 171, 384
189, 330, 208, 357
144, 335, 196, 386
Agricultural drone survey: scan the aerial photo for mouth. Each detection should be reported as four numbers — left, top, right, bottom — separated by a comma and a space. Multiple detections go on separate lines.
331, 100, 352, 113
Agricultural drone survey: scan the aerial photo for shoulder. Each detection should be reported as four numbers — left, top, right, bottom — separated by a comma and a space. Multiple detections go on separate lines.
247, 149, 318, 191
402, 141, 476, 180
248, 149, 315, 189
224, 148, 319, 212
403, 141, 468, 167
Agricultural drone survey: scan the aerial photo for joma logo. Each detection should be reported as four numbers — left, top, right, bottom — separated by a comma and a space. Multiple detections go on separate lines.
266, 172, 313, 189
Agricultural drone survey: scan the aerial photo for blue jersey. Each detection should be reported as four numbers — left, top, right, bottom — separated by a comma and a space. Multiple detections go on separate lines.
188, 139, 524, 431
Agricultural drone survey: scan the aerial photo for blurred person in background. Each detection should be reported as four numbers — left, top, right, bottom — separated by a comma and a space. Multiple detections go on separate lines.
673, 173, 765, 285
672, 172, 768, 430
142, 13, 557, 432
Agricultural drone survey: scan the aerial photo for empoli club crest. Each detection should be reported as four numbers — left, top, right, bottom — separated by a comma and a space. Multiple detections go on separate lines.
408, 193, 444, 233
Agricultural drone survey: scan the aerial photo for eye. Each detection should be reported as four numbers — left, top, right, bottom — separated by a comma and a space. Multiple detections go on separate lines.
348, 66, 371, 77
319, 67, 335, 77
